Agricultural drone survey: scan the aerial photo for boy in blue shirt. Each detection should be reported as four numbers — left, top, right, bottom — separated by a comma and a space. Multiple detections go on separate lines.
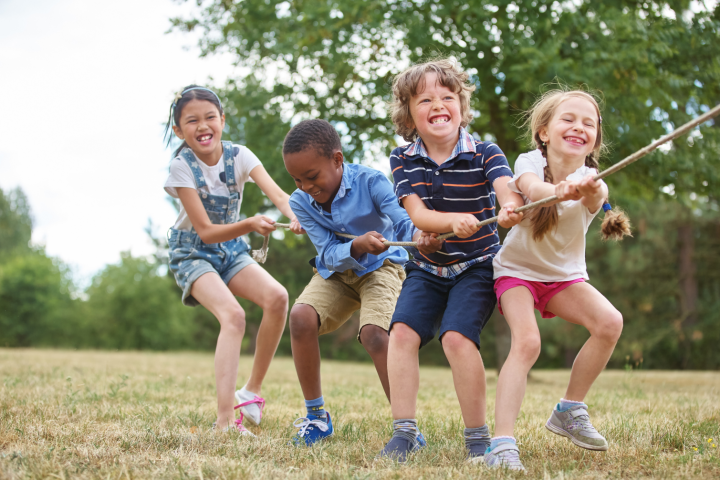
282, 119, 440, 446
378, 59, 524, 462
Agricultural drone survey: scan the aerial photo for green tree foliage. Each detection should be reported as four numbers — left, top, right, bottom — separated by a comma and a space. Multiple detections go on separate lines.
0, 187, 32, 258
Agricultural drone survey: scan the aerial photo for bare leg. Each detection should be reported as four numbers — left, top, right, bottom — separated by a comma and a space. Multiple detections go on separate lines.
546, 282, 623, 401
289, 304, 323, 400
227, 264, 288, 394
442, 331, 488, 428
493, 287, 541, 437
388, 323, 421, 419
359, 325, 391, 402
189, 272, 246, 428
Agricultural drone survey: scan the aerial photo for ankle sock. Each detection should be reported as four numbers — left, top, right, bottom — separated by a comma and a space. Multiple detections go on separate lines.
305, 396, 327, 421
464, 424, 490, 450
393, 418, 419, 443
489, 436, 516, 451
558, 398, 586, 412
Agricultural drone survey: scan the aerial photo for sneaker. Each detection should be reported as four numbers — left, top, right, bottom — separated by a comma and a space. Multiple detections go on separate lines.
234, 389, 266, 426
377, 431, 426, 463
484, 443, 526, 472
545, 404, 608, 451
212, 412, 255, 437
290, 412, 334, 446
466, 437, 491, 463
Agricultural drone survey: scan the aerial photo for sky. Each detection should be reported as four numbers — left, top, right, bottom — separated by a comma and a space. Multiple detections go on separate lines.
0, 0, 240, 285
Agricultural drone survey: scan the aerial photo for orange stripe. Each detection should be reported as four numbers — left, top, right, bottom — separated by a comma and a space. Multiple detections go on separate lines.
392, 165, 403, 173
434, 207, 494, 214
445, 230, 497, 244
416, 251, 460, 265
484, 153, 505, 164
411, 182, 432, 187
443, 181, 488, 187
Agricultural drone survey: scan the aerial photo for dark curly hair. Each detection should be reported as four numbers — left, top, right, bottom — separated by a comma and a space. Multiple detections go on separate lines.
282, 119, 342, 159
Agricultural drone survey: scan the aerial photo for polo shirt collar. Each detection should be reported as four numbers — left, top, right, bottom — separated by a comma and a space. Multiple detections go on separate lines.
403, 127, 476, 160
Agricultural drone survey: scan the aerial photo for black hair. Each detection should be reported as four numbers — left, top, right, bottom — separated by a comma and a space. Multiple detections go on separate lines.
163, 85, 224, 158
282, 119, 342, 159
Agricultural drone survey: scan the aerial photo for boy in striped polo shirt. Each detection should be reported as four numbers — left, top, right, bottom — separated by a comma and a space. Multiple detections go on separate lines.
377, 59, 524, 463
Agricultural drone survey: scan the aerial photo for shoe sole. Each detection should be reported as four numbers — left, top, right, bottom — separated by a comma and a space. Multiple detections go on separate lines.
545, 420, 608, 451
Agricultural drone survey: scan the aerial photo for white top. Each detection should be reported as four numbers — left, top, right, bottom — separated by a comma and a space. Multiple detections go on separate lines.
164, 144, 262, 231
493, 149, 605, 282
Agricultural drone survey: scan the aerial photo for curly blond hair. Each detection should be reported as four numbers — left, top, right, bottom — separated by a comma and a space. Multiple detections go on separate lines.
390, 58, 475, 142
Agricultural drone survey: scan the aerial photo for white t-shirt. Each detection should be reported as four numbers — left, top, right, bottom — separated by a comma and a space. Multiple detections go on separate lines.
493, 149, 605, 282
164, 144, 262, 231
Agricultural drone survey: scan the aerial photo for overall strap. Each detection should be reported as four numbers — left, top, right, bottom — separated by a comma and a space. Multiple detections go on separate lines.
179, 148, 208, 190
222, 141, 238, 192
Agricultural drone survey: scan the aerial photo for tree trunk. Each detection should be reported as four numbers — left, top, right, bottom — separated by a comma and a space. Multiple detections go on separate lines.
678, 222, 697, 368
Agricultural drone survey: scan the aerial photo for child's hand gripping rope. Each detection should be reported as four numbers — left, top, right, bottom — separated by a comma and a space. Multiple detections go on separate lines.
250, 103, 720, 263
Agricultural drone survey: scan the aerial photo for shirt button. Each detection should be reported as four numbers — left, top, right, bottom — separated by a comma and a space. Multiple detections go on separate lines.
341, 228, 346, 231
435, 171, 440, 176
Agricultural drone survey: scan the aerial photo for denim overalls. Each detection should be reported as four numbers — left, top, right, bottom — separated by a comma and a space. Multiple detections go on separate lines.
168, 142, 256, 306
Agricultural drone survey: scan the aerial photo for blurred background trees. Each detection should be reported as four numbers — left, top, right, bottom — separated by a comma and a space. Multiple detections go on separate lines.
1, 1, 718, 369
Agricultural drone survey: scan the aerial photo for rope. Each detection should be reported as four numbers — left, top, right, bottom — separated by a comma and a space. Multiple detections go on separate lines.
251, 104, 720, 263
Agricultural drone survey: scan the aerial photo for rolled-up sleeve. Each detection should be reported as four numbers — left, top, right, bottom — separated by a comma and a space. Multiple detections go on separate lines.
289, 196, 365, 273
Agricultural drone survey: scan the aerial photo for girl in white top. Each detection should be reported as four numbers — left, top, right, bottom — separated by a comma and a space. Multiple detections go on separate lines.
163, 85, 303, 434
485, 90, 631, 470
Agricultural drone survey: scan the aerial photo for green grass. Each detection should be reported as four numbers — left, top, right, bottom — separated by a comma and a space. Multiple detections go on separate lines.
0, 349, 719, 479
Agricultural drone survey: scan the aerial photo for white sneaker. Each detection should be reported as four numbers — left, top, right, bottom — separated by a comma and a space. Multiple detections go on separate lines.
234, 387, 266, 426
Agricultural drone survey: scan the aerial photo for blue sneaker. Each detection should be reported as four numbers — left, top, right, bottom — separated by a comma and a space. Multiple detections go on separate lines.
466, 437, 491, 463
290, 412, 334, 446
377, 430, 426, 462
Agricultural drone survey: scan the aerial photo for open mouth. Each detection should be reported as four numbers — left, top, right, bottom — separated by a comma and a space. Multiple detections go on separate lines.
429, 115, 450, 125
564, 136, 585, 145
309, 190, 321, 197
197, 134, 213, 145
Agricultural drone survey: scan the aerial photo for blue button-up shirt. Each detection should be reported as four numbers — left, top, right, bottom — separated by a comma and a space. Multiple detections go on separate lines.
290, 163, 417, 279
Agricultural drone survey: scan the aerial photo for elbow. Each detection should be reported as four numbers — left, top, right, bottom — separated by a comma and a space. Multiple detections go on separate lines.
194, 225, 214, 244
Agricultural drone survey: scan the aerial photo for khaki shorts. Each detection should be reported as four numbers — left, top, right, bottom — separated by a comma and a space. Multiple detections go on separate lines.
294, 260, 406, 341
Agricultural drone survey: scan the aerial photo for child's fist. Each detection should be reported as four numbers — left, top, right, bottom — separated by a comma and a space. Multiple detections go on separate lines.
451, 214, 480, 239
555, 180, 582, 201
288, 217, 306, 235
414, 231, 443, 255
252, 215, 276, 235
355, 231, 389, 256
576, 174, 602, 200
498, 202, 523, 229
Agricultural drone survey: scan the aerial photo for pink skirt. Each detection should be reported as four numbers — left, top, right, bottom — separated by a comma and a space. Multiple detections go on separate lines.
494, 276, 585, 319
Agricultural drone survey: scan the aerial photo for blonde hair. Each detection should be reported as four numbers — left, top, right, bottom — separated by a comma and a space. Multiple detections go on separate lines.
390, 58, 475, 142
522, 88, 631, 242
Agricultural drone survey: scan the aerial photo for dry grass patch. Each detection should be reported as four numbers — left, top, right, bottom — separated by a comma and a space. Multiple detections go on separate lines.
1, 349, 719, 479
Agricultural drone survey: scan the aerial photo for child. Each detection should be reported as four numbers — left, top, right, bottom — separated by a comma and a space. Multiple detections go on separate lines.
282, 119, 441, 446
379, 58, 524, 463
163, 85, 303, 434
487, 89, 630, 470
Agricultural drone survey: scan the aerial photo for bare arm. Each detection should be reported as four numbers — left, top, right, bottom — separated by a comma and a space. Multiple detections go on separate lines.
515, 171, 606, 213
492, 176, 524, 228
177, 187, 275, 244
402, 194, 479, 239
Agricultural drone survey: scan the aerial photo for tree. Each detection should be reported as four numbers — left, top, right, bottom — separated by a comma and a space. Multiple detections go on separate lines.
0, 187, 32, 258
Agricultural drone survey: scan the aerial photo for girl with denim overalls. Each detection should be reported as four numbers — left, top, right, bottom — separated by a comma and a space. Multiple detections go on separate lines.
163, 85, 304, 434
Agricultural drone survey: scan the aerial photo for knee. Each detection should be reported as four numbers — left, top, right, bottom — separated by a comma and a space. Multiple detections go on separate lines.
510, 333, 541, 364
289, 304, 319, 339
360, 326, 389, 356
219, 305, 246, 335
441, 331, 476, 355
263, 285, 289, 314
594, 309, 623, 344
389, 323, 421, 350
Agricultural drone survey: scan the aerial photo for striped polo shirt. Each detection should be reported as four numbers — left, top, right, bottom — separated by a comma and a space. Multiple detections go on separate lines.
390, 128, 513, 275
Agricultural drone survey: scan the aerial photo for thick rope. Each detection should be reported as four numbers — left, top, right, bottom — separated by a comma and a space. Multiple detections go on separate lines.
251, 104, 720, 262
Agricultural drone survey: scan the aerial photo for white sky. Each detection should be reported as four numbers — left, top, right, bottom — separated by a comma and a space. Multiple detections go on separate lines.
0, 0, 239, 285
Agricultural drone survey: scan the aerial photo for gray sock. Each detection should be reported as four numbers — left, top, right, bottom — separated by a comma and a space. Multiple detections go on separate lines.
393, 418, 419, 443
464, 424, 491, 448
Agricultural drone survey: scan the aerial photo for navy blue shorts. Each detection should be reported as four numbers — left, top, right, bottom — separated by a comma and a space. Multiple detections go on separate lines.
389, 261, 496, 349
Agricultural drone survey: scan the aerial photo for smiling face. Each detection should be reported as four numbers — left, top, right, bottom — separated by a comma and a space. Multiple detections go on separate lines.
539, 96, 599, 163
172, 99, 225, 164
408, 72, 462, 148
284, 147, 344, 210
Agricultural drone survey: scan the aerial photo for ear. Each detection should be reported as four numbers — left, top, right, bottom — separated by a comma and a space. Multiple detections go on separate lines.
538, 127, 549, 143
220, 113, 226, 131
172, 125, 185, 140
332, 150, 344, 168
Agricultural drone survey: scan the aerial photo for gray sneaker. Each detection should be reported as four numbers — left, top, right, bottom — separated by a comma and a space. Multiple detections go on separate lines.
545, 404, 608, 451
483, 443, 526, 472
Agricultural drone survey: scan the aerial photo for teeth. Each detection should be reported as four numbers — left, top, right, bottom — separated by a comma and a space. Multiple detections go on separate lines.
431, 117, 449, 124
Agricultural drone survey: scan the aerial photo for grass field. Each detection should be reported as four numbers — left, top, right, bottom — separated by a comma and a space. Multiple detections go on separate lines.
0, 349, 718, 479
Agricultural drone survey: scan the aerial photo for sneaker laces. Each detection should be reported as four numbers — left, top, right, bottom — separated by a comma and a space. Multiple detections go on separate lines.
293, 417, 329, 438
570, 412, 599, 434
235, 395, 265, 420
496, 449, 524, 469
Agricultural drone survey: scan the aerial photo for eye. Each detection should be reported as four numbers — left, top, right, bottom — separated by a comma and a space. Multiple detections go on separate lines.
309, 174, 319, 180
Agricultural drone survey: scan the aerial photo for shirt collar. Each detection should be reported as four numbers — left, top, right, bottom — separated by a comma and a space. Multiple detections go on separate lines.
403, 127, 476, 161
